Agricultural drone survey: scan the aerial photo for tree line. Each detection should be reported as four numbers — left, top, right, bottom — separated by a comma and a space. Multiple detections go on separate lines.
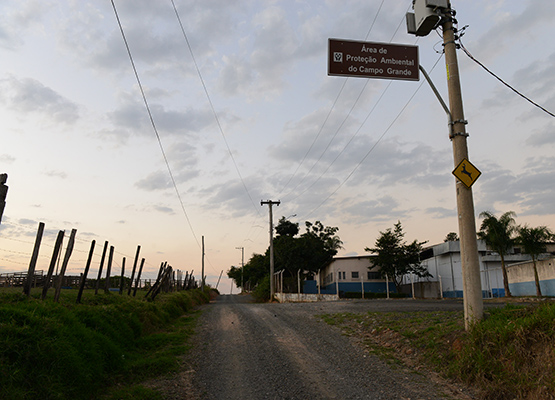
227, 218, 343, 300
228, 211, 554, 300
477, 211, 554, 297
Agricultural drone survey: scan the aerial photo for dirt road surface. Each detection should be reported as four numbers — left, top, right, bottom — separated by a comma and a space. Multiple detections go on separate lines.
164, 294, 481, 400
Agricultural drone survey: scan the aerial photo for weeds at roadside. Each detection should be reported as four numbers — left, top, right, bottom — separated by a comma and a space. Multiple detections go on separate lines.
320, 301, 555, 400
0, 288, 210, 400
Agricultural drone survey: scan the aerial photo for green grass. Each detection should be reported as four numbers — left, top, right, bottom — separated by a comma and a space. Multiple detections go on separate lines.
320, 301, 555, 400
0, 287, 210, 400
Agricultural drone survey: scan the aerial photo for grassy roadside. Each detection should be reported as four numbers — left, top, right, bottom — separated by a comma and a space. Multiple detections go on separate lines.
320, 300, 555, 400
0, 288, 211, 400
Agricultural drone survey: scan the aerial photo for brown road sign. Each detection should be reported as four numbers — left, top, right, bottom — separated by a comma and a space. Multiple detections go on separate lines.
328, 39, 419, 81
453, 158, 481, 188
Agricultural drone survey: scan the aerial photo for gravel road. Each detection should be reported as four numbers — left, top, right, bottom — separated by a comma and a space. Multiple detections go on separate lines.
181, 295, 482, 400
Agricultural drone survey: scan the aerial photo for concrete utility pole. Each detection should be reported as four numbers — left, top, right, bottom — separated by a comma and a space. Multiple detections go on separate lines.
442, 10, 483, 328
261, 200, 280, 299
0, 173, 8, 225
407, 0, 483, 328
236, 246, 244, 292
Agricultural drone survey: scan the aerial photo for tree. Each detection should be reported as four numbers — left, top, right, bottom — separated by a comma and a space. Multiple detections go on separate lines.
229, 219, 343, 295
227, 253, 268, 291
444, 232, 459, 242
477, 211, 516, 297
275, 216, 299, 237
272, 219, 342, 292
365, 221, 429, 293
516, 225, 554, 297
303, 221, 343, 255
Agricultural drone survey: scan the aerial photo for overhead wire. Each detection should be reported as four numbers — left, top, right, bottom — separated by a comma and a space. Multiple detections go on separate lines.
281, 79, 371, 200
287, 4, 414, 206
170, 0, 262, 217
169, 0, 265, 276
458, 37, 555, 118
301, 54, 444, 220
110, 0, 200, 249
286, 80, 394, 203
110, 1, 225, 286
278, 0, 387, 198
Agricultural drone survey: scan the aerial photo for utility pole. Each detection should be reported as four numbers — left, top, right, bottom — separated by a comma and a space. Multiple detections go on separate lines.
236, 246, 244, 292
442, 8, 483, 328
407, 0, 483, 329
261, 200, 280, 299
201, 236, 205, 291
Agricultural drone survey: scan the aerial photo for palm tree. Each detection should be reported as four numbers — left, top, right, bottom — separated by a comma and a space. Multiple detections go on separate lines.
477, 211, 517, 297
516, 225, 554, 297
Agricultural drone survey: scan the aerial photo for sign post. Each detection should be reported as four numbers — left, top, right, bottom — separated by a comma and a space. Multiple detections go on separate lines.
328, 39, 419, 81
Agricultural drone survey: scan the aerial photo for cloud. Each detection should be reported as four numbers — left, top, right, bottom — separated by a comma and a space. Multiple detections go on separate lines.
58, 0, 242, 78
18, 218, 36, 226
0, 76, 79, 124
106, 92, 216, 140
217, 55, 254, 97
199, 174, 266, 218
215, 4, 299, 99
0, 154, 16, 164
44, 170, 68, 179
152, 205, 175, 215
526, 123, 555, 146
470, 0, 555, 62
342, 195, 410, 223
135, 170, 173, 191
480, 51, 555, 117
0, 1, 51, 50
425, 207, 455, 219
477, 157, 555, 216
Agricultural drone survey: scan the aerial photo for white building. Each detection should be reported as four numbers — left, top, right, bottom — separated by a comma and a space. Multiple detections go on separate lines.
304, 241, 555, 299
416, 240, 539, 298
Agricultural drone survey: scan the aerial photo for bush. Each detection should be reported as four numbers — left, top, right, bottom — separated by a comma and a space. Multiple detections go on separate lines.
451, 302, 555, 399
252, 276, 271, 302
0, 289, 208, 400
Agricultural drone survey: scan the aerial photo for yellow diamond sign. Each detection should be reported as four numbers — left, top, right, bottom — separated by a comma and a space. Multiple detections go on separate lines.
452, 158, 481, 188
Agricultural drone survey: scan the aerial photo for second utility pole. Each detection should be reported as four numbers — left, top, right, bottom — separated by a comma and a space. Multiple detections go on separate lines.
261, 200, 280, 300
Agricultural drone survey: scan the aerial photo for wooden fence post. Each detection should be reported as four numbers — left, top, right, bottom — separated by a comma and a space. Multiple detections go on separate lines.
119, 257, 126, 295
152, 266, 173, 300
0, 173, 7, 224
188, 270, 195, 289
145, 261, 166, 298
95, 241, 108, 295
23, 222, 45, 296
42, 230, 64, 300
133, 258, 145, 297
128, 245, 140, 295
54, 228, 77, 302
104, 246, 114, 293
76, 240, 95, 304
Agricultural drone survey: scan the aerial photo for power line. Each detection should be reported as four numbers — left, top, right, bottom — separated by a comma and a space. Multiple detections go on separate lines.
286, 80, 394, 204
301, 55, 443, 220
459, 38, 554, 118
169, 0, 262, 218
282, 79, 371, 200
110, 0, 200, 247
285, 7, 415, 205
278, 0, 387, 198
277, 79, 348, 196
111, 0, 218, 279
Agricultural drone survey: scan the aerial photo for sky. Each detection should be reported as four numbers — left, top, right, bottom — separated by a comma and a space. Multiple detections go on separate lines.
1, 0, 554, 294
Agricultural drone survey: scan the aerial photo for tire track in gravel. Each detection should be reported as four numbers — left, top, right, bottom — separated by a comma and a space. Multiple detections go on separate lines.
186, 295, 469, 400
